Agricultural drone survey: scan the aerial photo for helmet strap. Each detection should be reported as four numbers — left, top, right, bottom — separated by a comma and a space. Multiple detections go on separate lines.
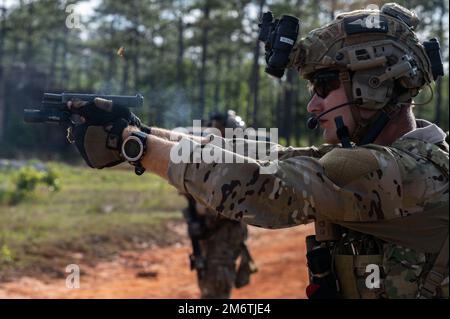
357, 103, 402, 145
349, 105, 376, 144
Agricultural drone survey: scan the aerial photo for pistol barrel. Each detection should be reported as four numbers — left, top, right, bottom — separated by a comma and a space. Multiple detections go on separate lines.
23, 109, 70, 124
24, 92, 144, 125
60, 93, 143, 108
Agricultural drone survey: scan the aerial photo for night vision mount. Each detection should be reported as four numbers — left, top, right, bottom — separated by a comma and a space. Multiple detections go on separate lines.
258, 11, 299, 79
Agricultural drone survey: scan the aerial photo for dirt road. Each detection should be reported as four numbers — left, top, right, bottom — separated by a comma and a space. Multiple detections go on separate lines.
0, 224, 313, 299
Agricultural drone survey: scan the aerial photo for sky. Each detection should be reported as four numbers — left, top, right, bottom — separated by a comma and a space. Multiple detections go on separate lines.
2, 0, 99, 16
75, 0, 99, 17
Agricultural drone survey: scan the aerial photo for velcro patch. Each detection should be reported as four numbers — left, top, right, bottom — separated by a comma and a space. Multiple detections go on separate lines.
344, 14, 388, 35
319, 147, 379, 187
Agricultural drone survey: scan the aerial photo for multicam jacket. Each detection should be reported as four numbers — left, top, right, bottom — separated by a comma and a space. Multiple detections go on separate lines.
168, 120, 449, 298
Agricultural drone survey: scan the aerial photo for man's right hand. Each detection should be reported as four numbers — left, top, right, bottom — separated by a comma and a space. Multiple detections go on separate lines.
67, 98, 144, 169
68, 97, 142, 127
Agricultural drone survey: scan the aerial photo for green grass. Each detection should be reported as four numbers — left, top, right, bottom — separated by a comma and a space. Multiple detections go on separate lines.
0, 162, 187, 281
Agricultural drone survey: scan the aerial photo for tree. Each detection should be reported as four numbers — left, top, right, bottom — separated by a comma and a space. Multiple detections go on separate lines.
250, 0, 265, 128
434, 0, 446, 126
0, 0, 7, 142
197, 0, 211, 118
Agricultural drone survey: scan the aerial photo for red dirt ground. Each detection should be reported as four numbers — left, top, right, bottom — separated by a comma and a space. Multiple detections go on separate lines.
0, 224, 314, 299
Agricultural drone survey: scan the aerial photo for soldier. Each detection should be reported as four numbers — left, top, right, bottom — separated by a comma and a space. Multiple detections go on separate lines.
68, 3, 448, 298
183, 110, 257, 299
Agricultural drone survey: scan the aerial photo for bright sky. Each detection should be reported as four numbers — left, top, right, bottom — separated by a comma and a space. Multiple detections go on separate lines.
3, 0, 99, 15
75, 0, 99, 17
3, 0, 17, 7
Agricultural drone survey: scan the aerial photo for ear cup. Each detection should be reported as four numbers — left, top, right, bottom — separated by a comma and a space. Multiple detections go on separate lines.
351, 69, 395, 110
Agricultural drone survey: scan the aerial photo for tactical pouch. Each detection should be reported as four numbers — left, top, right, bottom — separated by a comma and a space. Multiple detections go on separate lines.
306, 244, 339, 299
334, 254, 384, 299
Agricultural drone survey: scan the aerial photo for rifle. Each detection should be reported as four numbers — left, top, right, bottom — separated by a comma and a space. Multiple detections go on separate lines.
23, 92, 144, 125
183, 195, 206, 280
235, 242, 258, 288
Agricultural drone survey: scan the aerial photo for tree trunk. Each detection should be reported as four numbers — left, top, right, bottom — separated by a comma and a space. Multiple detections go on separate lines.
74, 55, 82, 90
283, 70, 296, 145
213, 53, 222, 111
0, 2, 4, 64
121, 58, 129, 94
0, 2, 6, 142
132, 43, 140, 92
60, 28, 69, 87
434, 0, 445, 126
224, 52, 232, 108
294, 83, 303, 146
234, 58, 242, 115
24, 1, 35, 68
251, 0, 265, 128
246, 87, 252, 125
48, 39, 59, 89
275, 86, 283, 135
0, 67, 4, 142
106, 19, 116, 82
176, 16, 185, 88
132, 4, 141, 92
198, 2, 210, 118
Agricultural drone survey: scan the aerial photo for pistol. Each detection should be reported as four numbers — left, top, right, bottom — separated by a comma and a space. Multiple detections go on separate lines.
24, 93, 144, 124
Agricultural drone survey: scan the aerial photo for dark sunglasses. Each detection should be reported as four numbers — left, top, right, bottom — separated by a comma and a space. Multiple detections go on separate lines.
310, 70, 341, 99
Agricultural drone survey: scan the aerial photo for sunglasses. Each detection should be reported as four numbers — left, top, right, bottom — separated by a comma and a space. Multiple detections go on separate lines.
309, 70, 341, 99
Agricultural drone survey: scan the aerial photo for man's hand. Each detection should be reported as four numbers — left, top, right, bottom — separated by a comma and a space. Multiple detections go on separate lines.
68, 97, 142, 127
67, 98, 143, 169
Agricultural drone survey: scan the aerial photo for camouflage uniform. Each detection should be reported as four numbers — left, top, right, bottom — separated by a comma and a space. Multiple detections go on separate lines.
183, 197, 252, 299
169, 119, 448, 298
168, 4, 448, 299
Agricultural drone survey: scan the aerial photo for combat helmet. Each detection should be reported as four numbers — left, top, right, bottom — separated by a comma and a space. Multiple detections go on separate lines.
288, 3, 444, 144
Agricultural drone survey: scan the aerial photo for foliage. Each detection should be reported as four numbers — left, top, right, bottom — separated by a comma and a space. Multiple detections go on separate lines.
0, 244, 13, 264
0, 162, 186, 280
0, 165, 60, 205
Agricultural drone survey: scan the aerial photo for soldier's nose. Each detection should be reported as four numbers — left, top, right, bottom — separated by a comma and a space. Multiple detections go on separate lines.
307, 94, 324, 115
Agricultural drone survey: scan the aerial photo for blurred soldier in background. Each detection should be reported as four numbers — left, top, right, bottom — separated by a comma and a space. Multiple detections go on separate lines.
183, 110, 257, 299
